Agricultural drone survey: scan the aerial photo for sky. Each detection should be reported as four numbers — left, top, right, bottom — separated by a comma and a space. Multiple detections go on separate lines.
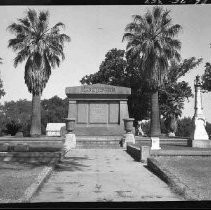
0, 4, 211, 122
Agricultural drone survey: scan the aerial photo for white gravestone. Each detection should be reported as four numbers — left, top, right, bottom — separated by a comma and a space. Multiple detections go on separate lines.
151, 137, 161, 150
46, 123, 66, 137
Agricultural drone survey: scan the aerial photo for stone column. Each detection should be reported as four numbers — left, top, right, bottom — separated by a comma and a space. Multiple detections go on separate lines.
68, 100, 77, 119
119, 100, 129, 125
190, 75, 209, 148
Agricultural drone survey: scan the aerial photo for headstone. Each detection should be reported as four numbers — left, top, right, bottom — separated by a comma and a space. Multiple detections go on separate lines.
46, 123, 66, 137
168, 132, 175, 137
140, 146, 150, 163
15, 132, 23, 137
151, 137, 161, 150
190, 76, 210, 148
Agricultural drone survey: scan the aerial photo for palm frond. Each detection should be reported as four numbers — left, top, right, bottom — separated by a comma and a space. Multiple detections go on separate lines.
122, 6, 182, 86
18, 18, 30, 27
8, 8, 71, 94
14, 48, 30, 67
7, 23, 23, 34
27, 9, 38, 30
52, 22, 65, 30
165, 24, 182, 38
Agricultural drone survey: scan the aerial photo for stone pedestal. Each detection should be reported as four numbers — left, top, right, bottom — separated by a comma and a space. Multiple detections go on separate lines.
64, 133, 76, 151
151, 137, 161, 150
190, 76, 210, 148
124, 133, 135, 144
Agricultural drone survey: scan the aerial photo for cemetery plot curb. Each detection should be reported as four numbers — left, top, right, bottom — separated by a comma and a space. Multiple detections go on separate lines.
17, 159, 56, 203
147, 157, 202, 201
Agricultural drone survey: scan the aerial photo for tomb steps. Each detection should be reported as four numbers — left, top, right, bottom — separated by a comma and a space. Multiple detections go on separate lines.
74, 126, 125, 136
76, 136, 122, 149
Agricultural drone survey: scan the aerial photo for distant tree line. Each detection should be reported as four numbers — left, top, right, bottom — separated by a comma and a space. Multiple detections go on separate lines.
0, 96, 68, 136
1, 96, 211, 138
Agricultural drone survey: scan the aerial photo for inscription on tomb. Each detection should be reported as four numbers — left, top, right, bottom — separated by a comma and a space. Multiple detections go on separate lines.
89, 103, 108, 123
81, 86, 115, 93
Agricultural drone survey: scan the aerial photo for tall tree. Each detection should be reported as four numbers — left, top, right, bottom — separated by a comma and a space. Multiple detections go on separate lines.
0, 57, 6, 99
8, 9, 70, 136
159, 57, 202, 134
202, 62, 211, 91
123, 6, 182, 137
41, 95, 68, 132
81, 48, 150, 120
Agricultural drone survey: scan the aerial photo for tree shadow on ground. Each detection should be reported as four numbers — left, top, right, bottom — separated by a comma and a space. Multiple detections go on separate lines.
55, 156, 91, 172
0, 160, 49, 170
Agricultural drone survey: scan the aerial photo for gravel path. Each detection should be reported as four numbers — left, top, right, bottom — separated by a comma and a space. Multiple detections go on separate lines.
32, 149, 183, 202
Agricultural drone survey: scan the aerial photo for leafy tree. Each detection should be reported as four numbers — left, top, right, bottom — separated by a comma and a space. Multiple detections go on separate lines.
81, 49, 128, 86
0, 57, 6, 99
0, 96, 69, 136
81, 48, 151, 121
122, 6, 182, 137
81, 48, 200, 136
41, 95, 68, 134
176, 117, 192, 137
7, 9, 71, 136
0, 99, 31, 136
159, 57, 202, 133
202, 62, 211, 91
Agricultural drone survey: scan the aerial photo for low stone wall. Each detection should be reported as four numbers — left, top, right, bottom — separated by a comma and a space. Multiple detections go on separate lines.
0, 152, 61, 164
0, 139, 64, 163
126, 144, 141, 161
150, 149, 211, 156
0, 141, 63, 152
126, 144, 150, 163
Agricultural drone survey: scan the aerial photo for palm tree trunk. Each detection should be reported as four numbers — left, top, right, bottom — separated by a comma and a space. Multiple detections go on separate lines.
30, 94, 41, 137
150, 91, 161, 137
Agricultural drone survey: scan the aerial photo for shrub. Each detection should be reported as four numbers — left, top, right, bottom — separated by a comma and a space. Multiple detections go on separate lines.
141, 121, 150, 136
206, 122, 211, 139
176, 117, 192, 137
4, 120, 23, 136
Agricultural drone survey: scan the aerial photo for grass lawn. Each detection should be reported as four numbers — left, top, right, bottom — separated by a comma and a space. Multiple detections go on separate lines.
154, 156, 211, 200
0, 161, 47, 202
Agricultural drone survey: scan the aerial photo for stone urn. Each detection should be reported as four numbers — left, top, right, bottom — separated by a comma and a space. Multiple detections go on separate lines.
123, 118, 134, 133
165, 116, 177, 136
64, 118, 76, 133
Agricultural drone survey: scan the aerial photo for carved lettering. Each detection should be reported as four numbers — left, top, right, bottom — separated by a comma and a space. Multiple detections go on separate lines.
81, 86, 115, 93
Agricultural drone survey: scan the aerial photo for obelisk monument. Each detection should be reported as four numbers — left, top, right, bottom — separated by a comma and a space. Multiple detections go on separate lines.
190, 75, 210, 148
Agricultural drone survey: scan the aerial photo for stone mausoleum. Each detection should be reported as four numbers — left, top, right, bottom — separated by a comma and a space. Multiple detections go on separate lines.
65, 84, 131, 136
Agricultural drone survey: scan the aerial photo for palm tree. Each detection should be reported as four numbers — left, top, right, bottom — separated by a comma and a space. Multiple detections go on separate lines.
8, 9, 71, 137
123, 6, 182, 137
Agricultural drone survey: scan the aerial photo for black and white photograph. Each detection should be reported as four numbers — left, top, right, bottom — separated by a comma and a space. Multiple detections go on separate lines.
0, 0, 211, 208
